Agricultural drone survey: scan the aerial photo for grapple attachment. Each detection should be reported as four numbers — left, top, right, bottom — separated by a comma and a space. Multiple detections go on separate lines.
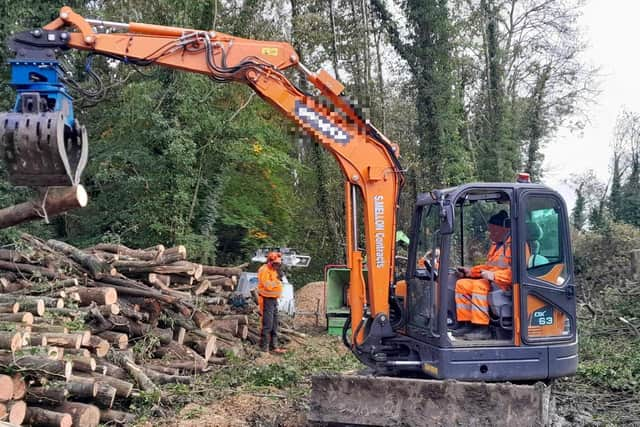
1, 95, 88, 187
1, 49, 89, 187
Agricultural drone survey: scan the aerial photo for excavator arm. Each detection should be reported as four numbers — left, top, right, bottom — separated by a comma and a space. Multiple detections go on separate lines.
3, 7, 404, 360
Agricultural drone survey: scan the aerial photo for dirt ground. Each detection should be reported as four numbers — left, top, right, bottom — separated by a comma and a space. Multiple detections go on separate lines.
153, 332, 349, 427
149, 281, 354, 427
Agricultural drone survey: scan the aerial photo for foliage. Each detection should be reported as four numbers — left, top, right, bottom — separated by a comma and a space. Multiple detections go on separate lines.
556, 222, 640, 423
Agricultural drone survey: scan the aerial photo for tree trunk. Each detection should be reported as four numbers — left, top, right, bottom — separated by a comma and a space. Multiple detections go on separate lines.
0, 186, 88, 230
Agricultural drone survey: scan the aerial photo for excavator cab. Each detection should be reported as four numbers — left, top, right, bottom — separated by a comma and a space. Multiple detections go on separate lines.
399, 181, 577, 381
0, 33, 88, 187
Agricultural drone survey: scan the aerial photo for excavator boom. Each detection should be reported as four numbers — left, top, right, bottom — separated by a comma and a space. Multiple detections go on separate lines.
2, 7, 403, 358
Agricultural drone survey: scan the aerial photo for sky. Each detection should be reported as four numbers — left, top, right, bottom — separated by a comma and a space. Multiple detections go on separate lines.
542, 0, 640, 207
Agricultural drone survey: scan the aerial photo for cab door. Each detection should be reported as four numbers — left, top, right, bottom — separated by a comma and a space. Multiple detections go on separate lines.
517, 190, 577, 344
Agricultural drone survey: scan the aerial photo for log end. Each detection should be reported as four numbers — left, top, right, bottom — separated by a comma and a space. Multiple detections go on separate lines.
8, 400, 26, 425
77, 185, 89, 208
0, 375, 14, 401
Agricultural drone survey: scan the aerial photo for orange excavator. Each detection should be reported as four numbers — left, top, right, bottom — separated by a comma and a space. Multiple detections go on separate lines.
1, 7, 577, 425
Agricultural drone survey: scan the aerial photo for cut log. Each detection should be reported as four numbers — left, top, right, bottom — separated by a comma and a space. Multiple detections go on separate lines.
112, 247, 187, 274
86, 374, 132, 398
29, 325, 68, 334
99, 409, 136, 426
0, 355, 72, 381
0, 402, 6, 420
93, 382, 116, 409
193, 279, 209, 295
97, 332, 127, 350
16, 299, 45, 316
144, 365, 179, 376
0, 303, 19, 314
65, 375, 97, 398
67, 356, 96, 374
110, 351, 158, 393
184, 333, 217, 361
150, 261, 203, 279
149, 327, 172, 345
26, 406, 73, 427
237, 324, 249, 340
173, 327, 186, 345
0, 186, 87, 230
46, 240, 113, 279
0, 261, 58, 279
0, 375, 14, 401
192, 310, 214, 329
213, 318, 239, 336
11, 375, 25, 400
0, 313, 34, 325
55, 402, 100, 427
94, 361, 128, 380
26, 386, 69, 406
6, 400, 26, 425
61, 348, 90, 358
141, 367, 193, 385
73, 287, 118, 306
88, 244, 161, 260
82, 336, 109, 357
201, 265, 242, 277
80, 304, 119, 317
153, 342, 208, 373
0, 332, 22, 352
36, 334, 81, 350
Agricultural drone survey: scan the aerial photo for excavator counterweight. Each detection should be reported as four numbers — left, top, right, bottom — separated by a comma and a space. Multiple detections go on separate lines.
310, 374, 552, 426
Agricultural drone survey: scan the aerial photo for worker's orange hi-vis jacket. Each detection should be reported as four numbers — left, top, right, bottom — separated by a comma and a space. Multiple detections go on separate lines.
469, 236, 517, 291
257, 264, 283, 298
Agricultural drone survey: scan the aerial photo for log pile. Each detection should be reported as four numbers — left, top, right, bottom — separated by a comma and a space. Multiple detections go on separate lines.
0, 234, 298, 426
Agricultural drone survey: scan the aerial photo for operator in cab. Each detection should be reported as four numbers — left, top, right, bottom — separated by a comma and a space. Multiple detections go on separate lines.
452, 210, 511, 340
257, 252, 287, 354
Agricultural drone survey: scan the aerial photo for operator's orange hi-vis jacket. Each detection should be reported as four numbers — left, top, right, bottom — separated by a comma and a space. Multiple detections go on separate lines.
257, 264, 283, 298
467, 236, 515, 291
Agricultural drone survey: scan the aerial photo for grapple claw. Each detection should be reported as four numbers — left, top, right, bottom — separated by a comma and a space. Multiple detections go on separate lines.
0, 110, 88, 187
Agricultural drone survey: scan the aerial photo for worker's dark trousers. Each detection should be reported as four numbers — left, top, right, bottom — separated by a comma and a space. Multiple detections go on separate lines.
260, 297, 279, 350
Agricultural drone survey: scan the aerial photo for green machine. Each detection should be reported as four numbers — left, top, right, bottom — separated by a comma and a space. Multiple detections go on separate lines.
325, 266, 367, 336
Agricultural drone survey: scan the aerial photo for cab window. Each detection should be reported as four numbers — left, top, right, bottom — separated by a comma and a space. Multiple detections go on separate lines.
525, 196, 567, 286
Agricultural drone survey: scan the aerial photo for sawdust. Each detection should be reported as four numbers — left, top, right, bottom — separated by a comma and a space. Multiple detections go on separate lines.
172, 394, 305, 427
293, 281, 326, 329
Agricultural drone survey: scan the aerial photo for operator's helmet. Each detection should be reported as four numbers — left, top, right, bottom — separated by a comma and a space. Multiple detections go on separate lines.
267, 251, 282, 264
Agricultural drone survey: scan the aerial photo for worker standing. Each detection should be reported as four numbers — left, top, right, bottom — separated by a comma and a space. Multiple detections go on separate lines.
452, 210, 512, 340
257, 252, 287, 353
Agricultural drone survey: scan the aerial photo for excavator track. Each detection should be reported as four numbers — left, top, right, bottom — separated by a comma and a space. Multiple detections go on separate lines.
309, 374, 551, 426
0, 111, 88, 187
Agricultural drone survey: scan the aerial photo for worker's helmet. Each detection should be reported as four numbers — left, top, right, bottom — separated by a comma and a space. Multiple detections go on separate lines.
267, 251, 282, 264
488, 210, 510, 228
